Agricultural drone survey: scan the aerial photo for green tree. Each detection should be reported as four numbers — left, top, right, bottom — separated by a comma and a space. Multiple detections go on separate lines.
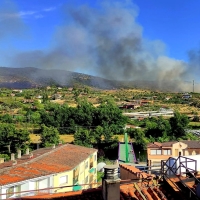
127, 128, 148, 148
145, 117, 171, 140
73, 100, 95, 127
0, 114, 13, 123
14, 129, 30, 150
0, 123, 30, 153
95, 100, 128, 134
40, 125, 60, 147
74, 128, 92, 147
169, 111, 189, 139
31, 111, 41, 124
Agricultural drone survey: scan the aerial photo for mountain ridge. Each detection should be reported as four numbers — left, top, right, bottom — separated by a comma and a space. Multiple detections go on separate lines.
0, 67, 188, 92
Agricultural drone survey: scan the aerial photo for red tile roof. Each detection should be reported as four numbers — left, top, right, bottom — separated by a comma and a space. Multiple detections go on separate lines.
0, 144, 97, 186
120, 164, 154, 179
147, 140, 200, 149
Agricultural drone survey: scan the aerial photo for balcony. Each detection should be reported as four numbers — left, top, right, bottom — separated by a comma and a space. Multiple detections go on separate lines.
73, 185, 82, 191
89, 167, 95, 173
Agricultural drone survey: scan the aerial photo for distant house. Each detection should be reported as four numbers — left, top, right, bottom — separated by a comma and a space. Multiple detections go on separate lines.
51, 93, 62, 100
12, 90, 22, 93
23, 99, 34, 103
125, 124, 141, 129
147, 140, 200, 166
119, 102, 140, 110
165, 96, 171, 100
140, 100, 152, 106
36, 95, 42, 99
0, 144, 97, 199
182, 93, 192, 99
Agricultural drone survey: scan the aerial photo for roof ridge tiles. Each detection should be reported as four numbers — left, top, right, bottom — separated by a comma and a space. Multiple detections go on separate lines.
0, 144, 66, 173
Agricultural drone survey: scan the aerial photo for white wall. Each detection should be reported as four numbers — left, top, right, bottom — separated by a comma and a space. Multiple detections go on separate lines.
0, 175, 53, 199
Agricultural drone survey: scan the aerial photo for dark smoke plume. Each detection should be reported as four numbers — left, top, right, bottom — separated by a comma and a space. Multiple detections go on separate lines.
9, 1, 200, 92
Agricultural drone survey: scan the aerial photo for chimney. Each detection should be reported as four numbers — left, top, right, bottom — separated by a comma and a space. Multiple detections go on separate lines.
0, 158, 4, 163
26, 148, 30, 155
11, 153, 15, 161
17, 149, 21, 159
13, 160, 17, 165
102, 165, 121, 200
7, 145, 11, 153
29, 153, 33, 158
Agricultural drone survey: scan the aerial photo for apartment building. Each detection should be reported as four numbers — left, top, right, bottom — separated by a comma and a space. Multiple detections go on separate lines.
0, 144, 97, 199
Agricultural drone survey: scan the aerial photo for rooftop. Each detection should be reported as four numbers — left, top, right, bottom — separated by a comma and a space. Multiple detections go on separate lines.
0, 144, 97, 186
147, 140, 200, 149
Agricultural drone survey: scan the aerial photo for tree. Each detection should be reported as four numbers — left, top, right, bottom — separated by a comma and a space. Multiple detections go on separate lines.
95, 100, 128, 134
14, 129, 30, 150
145, 117, 171, 140
0, 123, 30, 153
74, 128, 92, 147
73, 100, 95, 127
31, 111, 41, 124
127, 128, 148, 148
0, 114, 13, 123
169, 111, 189, 139
40, 125, 60, 147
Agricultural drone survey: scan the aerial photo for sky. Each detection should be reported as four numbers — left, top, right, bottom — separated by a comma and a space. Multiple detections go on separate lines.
0, 0, 200, 91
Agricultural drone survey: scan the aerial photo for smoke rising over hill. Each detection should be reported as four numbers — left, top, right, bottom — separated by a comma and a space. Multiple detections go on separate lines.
1, 1, 200, 92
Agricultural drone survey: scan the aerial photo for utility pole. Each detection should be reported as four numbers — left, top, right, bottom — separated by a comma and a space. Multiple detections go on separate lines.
193, 80, 194, 93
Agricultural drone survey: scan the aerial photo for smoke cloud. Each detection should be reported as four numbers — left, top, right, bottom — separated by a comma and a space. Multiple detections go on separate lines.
9, 1, 200, 91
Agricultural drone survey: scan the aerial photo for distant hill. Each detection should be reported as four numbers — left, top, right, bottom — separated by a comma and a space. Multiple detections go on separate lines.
0, 67, 188, 91
0, 67, 129, 89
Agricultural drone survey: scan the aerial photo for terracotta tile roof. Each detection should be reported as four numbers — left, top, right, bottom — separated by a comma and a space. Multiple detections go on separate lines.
147, 140, 200, 149
147, 142, 162, 148
0, 144, 97, 186
180, 140, 200, 148
161, 141, 177, 147
120, 164, 154, 179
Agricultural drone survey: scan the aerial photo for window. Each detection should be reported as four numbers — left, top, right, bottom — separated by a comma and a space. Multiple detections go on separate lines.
38, 178, 48, 189
150, 149, 161, 155
15, 185, 21, 197
59, 175, 68, 185
85, 176, 88, 183
163, 149, 171, 155
6, 186, 14, 198
94, 154, 97, 161
85, 161, 88, 169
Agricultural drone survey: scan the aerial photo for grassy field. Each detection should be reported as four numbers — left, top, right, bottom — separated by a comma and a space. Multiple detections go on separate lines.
30, 134, 74, 143
30, 134, 128, 143
189, 122, 200, 128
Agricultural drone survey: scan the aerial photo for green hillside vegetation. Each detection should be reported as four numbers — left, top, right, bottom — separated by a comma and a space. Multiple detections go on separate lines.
0, 86, 200, 159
